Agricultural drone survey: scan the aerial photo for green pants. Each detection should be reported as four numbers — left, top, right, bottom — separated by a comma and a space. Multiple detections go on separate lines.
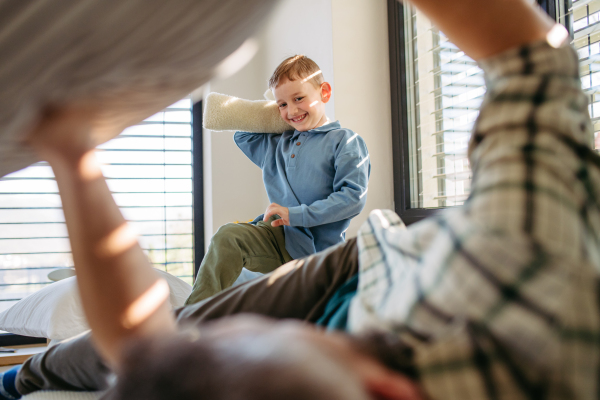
185, 217, 293, 305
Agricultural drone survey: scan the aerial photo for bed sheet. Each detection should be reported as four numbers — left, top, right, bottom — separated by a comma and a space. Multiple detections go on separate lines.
22, 391, 101, 400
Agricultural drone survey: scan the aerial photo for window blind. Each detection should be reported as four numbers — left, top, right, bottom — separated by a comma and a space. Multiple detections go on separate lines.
404, 4, 485, 208
568, 0, 600, 149
0, 99, 194, 314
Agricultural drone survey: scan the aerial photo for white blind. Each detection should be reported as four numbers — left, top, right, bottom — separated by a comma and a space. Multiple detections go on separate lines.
0, 99, 194, 313
404, 4, 485, 208
569, 0, 600, 148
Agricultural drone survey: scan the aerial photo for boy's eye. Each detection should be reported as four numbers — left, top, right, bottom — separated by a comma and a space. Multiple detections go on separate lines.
295, 97, 304, 102
279, 103, 287, 108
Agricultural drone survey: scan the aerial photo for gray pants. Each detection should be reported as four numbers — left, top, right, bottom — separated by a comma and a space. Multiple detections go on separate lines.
16, 239, 358, 395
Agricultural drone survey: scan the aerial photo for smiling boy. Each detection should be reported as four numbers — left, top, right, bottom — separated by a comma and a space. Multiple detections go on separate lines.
185, 55, 370, 305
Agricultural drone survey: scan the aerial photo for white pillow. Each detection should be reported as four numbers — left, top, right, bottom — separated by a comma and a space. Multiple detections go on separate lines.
203, 92, 292, 133
0, 269, 191, 341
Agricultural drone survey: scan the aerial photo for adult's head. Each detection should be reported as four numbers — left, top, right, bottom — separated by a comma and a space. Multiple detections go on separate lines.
108, 316, 421, 400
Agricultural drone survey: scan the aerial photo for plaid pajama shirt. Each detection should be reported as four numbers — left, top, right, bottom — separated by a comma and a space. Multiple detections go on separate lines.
348, 41, 600, 399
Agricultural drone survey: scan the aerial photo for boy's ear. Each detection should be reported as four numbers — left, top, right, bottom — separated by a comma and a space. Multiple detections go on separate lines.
320, 82, 332, 103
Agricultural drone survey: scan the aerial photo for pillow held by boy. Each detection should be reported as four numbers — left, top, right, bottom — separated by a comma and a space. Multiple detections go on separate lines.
185, 55, 371, 305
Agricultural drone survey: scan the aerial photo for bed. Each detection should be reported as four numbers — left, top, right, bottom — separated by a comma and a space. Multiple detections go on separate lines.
23, 392, 102, 400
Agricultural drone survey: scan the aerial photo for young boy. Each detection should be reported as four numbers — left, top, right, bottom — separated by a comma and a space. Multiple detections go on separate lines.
185, 55, 370, 305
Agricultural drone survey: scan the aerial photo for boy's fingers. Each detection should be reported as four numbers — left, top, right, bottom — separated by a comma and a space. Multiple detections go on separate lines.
263, 203, 280, 221
270, 219, 283, 227
263, 209, 274, 221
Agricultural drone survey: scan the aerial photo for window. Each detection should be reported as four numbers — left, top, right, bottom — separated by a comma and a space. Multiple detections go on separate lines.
563, 0, 600, 149
402, 6, 483, 210
0, 100, 199, 318
388, 0, 561, 224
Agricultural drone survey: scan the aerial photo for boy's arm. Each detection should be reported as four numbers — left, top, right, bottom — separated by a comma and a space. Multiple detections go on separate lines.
206, 92, 292, 168
203, 92, 292, 133
268, 135, 370, 228
234, 131, 276, 169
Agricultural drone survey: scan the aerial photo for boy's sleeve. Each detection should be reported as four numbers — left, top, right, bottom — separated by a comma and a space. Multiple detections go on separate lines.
233, 131, 275, 168
288, 133, 370, 227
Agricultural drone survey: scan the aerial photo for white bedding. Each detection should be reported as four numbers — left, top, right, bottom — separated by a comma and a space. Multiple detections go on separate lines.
0, 269, 192, 342
22, 391, 102, 400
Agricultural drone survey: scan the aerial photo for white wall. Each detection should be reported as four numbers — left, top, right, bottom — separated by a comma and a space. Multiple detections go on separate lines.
261, 0, 336, 119
204, 0, 393, 242
331, 0, 394, 236
204, 44, 268, 242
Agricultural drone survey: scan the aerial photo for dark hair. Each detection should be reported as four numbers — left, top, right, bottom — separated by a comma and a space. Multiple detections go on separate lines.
105, 330, 368, 400
349, 332, 419, 380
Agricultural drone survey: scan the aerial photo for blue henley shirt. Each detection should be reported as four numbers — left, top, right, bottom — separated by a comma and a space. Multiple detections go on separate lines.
234, 120, 370, 260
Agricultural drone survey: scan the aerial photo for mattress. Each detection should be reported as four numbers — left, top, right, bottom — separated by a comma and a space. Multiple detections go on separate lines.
22, 391, 101, 400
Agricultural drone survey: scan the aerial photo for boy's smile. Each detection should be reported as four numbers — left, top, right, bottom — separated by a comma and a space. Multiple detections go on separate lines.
273, 77, 331, 132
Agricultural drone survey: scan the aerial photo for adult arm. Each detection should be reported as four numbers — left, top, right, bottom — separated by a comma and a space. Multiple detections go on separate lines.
26, 106, 176, 367
350, 1, 596, 399
285, 133, 370, 228
406, 0, 555, 60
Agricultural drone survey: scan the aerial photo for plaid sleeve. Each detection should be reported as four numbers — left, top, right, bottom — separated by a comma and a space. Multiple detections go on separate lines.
349, 41, 600, 400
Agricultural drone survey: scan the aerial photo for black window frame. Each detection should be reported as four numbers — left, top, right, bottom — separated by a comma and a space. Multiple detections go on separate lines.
388, 0, 559, 225
192, 100, 205, 278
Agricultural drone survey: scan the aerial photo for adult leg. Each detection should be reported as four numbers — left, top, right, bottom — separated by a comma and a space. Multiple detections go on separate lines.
16, 239, 358, 394
17, 333, 111, 394
177, 238, 358, 325
185, 218, 292, 305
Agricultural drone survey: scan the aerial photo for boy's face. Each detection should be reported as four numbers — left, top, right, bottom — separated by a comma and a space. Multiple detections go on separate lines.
273, 77, 331, 132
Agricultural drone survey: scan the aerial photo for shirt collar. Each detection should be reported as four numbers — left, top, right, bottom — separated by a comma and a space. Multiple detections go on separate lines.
293, 120, 341, 138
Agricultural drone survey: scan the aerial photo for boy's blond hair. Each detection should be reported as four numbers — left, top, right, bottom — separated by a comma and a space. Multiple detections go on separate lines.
268, 55, 324, 89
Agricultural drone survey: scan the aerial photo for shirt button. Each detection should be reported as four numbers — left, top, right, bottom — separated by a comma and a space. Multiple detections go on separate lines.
291, 154, 295, 158
296, 142, 301, 146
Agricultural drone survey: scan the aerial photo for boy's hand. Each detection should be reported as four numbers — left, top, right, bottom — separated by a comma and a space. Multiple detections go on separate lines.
263, 203, 290, 227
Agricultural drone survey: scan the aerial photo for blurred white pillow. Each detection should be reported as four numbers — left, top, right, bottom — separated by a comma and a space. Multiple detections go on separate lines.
0, 269, 191, 341
232, 268, 264, 287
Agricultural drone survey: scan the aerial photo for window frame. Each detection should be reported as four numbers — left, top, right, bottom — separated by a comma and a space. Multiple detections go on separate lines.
387, 0, 558, 225
0, 101, 205, 347
192, 100, 205, 278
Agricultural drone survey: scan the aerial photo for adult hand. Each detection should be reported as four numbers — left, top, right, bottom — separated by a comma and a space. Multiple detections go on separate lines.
25, 103, 125, 166
25, 105, 98, 164
403, 0, 555, 60
263, 203, 290, 227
